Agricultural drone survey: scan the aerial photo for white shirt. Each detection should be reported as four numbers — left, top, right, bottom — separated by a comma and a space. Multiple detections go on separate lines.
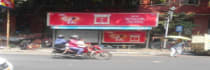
77, 41, 86, 48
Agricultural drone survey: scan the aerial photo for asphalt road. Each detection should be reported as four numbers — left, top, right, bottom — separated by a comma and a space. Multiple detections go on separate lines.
0, 54, 210, 70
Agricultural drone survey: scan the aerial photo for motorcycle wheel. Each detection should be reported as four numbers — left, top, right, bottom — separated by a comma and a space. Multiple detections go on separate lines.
51, 51, 61, 58
93, 52, 112, 60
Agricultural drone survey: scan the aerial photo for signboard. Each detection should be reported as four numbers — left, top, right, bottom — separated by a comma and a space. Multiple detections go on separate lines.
0, 0, 14, 8
204, 34, 210, 51
103, 31, 146, 43
192, 35, 204, 43
176, 25, 183, 32
47, 13, 158, 27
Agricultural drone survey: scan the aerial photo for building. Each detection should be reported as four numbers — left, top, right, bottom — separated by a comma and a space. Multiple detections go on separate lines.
9, 0, 209, 35
139, 0, 210, 35
0, 0, 209, 48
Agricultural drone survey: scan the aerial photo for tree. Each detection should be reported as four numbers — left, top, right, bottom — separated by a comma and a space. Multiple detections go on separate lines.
151, 12, 196, 35
169, 12, 196, 35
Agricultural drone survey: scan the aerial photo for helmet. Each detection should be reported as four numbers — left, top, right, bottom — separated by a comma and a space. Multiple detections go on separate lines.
71, 35, 79, 39
58, 34, 64, 38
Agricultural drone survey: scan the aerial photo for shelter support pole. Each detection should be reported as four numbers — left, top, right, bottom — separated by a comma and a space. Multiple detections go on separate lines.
52, 29, 56, 48
98, 31, 102, 45
145, 30, 151, 48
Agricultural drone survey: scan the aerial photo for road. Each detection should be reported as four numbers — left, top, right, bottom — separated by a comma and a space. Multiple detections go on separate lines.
0, 54, 210, 70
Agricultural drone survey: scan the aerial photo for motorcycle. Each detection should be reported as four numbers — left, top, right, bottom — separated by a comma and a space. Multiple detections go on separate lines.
52, 44, 112, 60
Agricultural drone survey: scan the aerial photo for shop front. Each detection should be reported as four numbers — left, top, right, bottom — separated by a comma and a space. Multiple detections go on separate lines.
47, 13, 159, 49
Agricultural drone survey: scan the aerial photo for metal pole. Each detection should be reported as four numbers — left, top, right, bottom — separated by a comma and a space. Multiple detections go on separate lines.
6, 9, 10, 49
163, 16, 170, 48
98, 30, 102, 45
145, 30, 151, 48
52, 29, 56, 48
178, 32, 182, 36
163, 9, 174, 48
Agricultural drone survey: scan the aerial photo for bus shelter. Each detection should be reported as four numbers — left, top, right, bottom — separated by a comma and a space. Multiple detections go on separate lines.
47, 13, 159, 49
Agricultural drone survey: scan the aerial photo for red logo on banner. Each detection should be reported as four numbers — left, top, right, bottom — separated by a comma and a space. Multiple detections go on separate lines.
96, 17, 108, 23
94, 14, 110, 24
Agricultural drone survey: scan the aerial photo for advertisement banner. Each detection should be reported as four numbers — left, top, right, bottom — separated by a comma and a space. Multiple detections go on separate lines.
0, 0, 14, 8
48, 13, 158, 27
103, 31, 146, 43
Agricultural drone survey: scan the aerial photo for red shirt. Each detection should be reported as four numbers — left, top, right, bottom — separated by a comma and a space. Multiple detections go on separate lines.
68, 39, 78, 47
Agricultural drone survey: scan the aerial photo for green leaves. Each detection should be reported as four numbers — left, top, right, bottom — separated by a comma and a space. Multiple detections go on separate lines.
171, 12, 196, 30
152, 12, 196, 35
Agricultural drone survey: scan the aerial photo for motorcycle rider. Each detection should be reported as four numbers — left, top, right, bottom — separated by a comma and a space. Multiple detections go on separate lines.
54, 34, 67, 48
63, 35, 84, 56
77, 39, 86, 48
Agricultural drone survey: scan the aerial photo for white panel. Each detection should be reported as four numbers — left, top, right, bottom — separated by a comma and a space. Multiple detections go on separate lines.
56, 30, 99, 43
204, 34, 210, 51
192, 35, 204, 43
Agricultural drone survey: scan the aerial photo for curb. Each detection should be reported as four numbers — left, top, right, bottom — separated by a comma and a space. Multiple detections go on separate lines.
0, 48, 170, 56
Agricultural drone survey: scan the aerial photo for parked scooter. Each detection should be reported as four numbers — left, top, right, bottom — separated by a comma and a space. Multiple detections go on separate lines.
19, 39, 32, 50
52, 44, 112, 60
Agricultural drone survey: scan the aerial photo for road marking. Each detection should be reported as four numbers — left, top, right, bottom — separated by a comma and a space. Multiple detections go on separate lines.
152, 60, 161, 63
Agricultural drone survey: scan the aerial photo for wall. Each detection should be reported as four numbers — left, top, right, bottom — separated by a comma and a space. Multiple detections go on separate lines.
193, 15, 210, 34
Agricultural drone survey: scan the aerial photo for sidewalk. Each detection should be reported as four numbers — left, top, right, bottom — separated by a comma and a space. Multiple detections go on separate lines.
0, 48, 170, 56
110, 49, 170, 56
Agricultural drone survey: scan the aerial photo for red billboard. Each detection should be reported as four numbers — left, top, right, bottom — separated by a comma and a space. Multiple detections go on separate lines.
48, 13, 158, 27
103, 31, 146, 43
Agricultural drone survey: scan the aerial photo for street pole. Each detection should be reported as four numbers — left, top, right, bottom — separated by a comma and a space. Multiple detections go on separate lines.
163, 16, 170, 48
178, 32, 182, 36
6, 9, 10, 49
163, 6, 175, 48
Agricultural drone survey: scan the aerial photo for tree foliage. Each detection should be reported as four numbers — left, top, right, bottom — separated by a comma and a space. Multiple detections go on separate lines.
170, 12, 196, 30
152, 12, 196, 35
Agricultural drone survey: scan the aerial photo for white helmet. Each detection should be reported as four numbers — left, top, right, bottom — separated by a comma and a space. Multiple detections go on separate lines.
71, 35, 79, 39
58, 34, 64, 38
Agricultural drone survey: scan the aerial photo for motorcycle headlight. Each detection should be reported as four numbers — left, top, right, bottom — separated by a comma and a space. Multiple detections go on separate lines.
0, 62, 9, 70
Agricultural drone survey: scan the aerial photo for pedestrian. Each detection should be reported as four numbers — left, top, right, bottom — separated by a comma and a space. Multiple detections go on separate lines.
170, 39, 184, 57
